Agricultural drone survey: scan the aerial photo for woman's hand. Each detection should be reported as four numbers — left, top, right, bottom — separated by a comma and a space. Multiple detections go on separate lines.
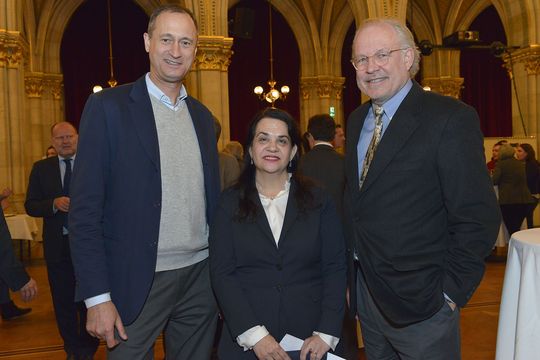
253, 335, 291, 360
300, 335, 331, 360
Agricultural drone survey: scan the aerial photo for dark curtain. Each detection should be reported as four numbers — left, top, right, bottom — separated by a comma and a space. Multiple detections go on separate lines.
228, 0, 300, 143
61, 0, 149, 129
342, 24, 362, 125
461, 6, 512, 137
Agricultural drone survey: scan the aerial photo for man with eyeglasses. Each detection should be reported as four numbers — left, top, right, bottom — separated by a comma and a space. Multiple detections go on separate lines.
343, 18, 500, 359
25, 122, 99, 360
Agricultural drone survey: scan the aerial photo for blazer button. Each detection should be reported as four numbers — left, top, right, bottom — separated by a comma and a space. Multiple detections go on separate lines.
276, 264, 282, 271
154, 202, 161, 208
275, 284, 281, 292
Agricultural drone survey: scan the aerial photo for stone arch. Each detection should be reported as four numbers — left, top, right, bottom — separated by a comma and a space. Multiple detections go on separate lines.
328, 8, 355, 76
268, 0, 316, 77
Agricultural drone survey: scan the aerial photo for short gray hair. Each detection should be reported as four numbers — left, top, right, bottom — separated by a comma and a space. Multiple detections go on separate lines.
355, 18, 421, 77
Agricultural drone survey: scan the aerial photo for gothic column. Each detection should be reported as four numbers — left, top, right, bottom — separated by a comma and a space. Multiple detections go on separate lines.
188, 35, 233, 147
299, 75, 345, 131
502, 45, 540, 145
0, 29, 28, 211
420, 49, 464, 98
23, 72, 64, 163
422, 77, 464, 98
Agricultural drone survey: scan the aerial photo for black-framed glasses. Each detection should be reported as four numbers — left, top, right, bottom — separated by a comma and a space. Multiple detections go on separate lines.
351, 48, 409, 70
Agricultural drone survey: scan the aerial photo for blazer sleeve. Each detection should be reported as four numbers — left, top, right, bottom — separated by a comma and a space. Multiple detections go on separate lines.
69, 94, 111, 300
0, 212, 30, 291
209, 194, 262, 338
316, 194, 347, 337
437, 105, 501, 307
25, 162, 56, 218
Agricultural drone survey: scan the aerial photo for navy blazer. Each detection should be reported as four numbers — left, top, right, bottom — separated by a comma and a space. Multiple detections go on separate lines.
0, 212, 30, 291
344, 81, 500, 326
25, 156, 69, 263
69, 75, 220, 325
210, 182, 346, 359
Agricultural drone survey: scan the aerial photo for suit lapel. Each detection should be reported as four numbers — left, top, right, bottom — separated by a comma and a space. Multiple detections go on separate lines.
359, 83, 423, 194
278, 180, 298, 246
128, 76, 160, 171
250, 190, 278, 247
49, 157, 63, 194
346, 104, 370, 197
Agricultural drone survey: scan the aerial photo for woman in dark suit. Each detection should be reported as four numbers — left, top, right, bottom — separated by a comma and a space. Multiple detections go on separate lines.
209, 108, 346, 360
516, 143, 540, 228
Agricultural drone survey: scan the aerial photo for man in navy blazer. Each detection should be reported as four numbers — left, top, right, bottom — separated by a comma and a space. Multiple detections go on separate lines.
344, 19, 500, 359
69, 5, 220, 359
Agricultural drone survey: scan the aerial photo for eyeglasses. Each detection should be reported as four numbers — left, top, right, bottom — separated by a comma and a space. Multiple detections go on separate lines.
351, 48, 409, 70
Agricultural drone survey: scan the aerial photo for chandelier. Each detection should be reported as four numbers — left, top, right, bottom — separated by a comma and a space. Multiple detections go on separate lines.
93, 0, 117, 93
253, 0, 290, 107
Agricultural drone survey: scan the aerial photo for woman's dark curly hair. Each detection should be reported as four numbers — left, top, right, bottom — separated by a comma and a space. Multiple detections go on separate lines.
234, 107, 315, 221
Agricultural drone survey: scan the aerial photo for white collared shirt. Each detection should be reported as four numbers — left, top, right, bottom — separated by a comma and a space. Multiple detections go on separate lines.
145, 73, 187, 111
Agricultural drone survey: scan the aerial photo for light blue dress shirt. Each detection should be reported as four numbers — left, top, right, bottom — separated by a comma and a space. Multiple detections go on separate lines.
356, 80, 413, 179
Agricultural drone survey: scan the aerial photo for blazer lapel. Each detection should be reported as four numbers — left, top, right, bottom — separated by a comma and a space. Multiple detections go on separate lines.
278, 180, 298, 246
346, 104, 370, 197
250, 190, 278, 248
359, 83, 423, 194
128, 76, 160, 171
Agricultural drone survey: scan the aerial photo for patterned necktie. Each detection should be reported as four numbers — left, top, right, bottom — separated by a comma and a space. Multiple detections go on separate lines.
63, 158, 72, 196
359, 105, 384, 189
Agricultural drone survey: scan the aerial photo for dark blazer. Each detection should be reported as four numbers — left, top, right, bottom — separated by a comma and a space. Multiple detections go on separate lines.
25, 156, 68, 263
69, 75, 220, 325
344, 81, 500, 326
209, 182, 346, 359
492, 156, 532, 204
0, 212, 30, 291
299, 144, 345, 215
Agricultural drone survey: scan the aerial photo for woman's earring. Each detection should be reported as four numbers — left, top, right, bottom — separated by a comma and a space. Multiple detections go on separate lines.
250, 157, 254, 165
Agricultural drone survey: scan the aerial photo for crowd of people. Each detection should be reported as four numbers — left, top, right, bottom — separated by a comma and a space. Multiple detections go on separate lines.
2, 5, 522, 360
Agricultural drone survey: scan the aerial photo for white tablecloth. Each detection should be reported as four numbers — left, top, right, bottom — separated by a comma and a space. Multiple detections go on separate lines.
5, 214, 38, 241
495, 228, 540, 359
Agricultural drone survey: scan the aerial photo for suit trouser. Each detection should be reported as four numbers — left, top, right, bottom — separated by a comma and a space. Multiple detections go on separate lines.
500, 204, 529, 236
108, 258, 218, 360
47, 241, 99, 356
0, 279, 11, 304
356, 268, 461, 360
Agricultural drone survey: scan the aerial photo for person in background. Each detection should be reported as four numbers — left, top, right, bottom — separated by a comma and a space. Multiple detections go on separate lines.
0, 190, 37, 321
46, 145, 58, 158
224, 141, 245, 171
69, 5, 220, 359
492, 144, 532, 236
214, 117, 241, 190
515, 143, 539, 228
332, 124, 346, 154
301, 131, 314, 154
299, 114, 345, 216
25, 122, 99, 360
210, 108, 346, 360
487, 140, 508, 175
344, 18, 500, 359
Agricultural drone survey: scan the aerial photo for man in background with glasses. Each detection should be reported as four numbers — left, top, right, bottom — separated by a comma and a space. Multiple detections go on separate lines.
343, 18, 500, 359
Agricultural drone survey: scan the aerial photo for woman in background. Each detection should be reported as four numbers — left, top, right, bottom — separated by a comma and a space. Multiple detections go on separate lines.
492, 144, 533, 235
516, 143, 540, 228
210, 108, 346, 360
